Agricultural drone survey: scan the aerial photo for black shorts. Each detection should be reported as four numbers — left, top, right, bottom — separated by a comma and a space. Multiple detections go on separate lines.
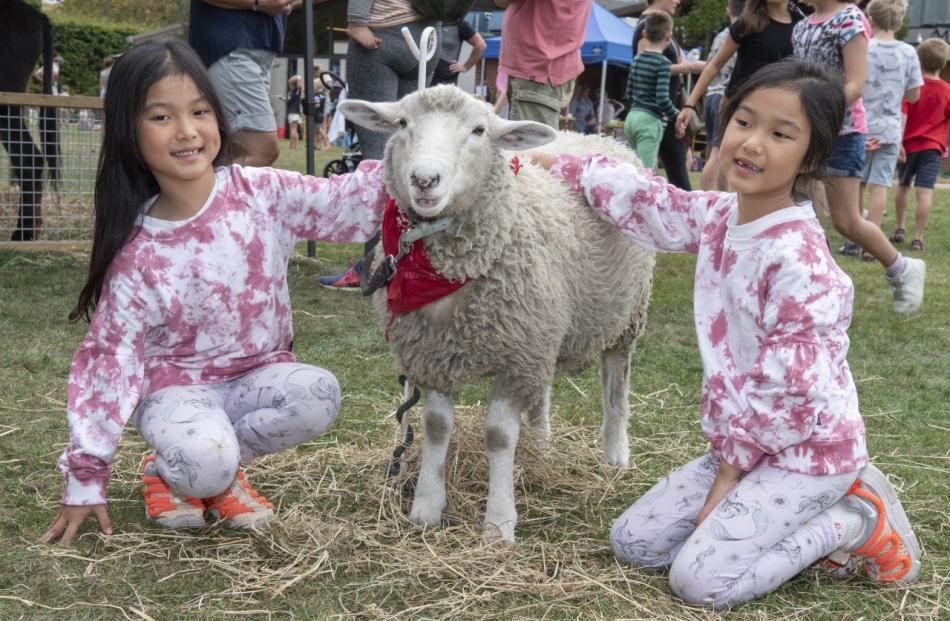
898, 149, 942, 189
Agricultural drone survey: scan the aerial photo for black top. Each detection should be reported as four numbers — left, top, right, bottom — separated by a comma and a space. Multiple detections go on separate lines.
286, 87, 301, 115
726, 10, 803, 97
435, 19, 478, 78
188, 0, 286, 67
631, 16, 683, 108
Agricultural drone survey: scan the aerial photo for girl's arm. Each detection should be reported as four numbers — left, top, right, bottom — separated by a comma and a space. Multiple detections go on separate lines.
256, 160, 388, 244
58, 266, 150, 506
676, 36, 739, 133
719, 247, 842, 471
684, 35, 738, 110
841, 34, 868, 106
549, 154, 726, 253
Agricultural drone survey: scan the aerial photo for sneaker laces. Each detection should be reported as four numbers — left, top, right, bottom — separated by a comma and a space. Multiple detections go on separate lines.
205, 471, 273, 518
845, 479, 916, 582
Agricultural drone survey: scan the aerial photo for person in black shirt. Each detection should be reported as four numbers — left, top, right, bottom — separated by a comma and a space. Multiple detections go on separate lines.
432, 19, 487, 86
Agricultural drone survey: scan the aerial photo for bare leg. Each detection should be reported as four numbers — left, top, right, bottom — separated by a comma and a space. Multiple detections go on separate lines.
289, 121, 299, 150
601, 344, 632, 467
802, 178, 830, 219
230, 129, 279, 167
483, 382, 522, 542
866, 183, 888, 228
408, 391, 454, 528
893, 184, 911, 233
913, 188, 934, 244
700, 147, 721, 191
826, 176, 898, 267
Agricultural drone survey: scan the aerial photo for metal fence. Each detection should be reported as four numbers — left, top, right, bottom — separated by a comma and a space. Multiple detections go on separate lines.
0, 92, 102, 246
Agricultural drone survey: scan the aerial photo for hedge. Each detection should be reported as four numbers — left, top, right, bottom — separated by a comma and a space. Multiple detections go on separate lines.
45, 15, 145, 96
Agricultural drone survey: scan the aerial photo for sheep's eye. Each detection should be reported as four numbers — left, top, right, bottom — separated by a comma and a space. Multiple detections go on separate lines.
472, 126, 486, 136
398, 119, 408, 129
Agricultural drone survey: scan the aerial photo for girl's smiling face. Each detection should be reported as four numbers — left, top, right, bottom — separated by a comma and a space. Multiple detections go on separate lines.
718, 87, 811, 211
136, 73, 221, 190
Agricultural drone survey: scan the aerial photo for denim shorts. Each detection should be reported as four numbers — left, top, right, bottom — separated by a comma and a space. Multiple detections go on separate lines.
827, 132, 867, 178
704, 93, 723, 148
860, 142, 900, 187
897, 149, 943, 189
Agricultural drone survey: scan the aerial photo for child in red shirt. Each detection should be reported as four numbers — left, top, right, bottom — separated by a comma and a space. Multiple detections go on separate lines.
892, 38, 950, 251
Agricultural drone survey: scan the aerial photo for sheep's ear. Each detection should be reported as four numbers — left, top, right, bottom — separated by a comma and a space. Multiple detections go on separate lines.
489, 119, 557, 150
338, 99, 402, 132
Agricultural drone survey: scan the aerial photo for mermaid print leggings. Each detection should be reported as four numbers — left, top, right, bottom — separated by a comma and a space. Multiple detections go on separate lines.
610, 453, 858, 609
133, 363, 340, 499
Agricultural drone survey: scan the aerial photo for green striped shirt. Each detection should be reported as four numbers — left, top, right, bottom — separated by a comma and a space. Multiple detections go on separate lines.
626, 51, 677, 121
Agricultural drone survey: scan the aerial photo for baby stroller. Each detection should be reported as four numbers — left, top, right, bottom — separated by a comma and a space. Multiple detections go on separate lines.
320, 71, 363, 177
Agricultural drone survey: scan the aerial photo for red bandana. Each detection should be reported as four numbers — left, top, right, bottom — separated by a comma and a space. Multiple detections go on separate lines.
381, 197, 469, 317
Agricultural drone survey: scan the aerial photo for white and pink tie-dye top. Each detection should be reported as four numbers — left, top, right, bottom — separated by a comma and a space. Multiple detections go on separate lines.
553, 155, 868, 476
60, 161, 387, 505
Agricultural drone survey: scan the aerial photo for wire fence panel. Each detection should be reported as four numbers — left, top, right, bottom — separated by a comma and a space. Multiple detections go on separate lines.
0, 92, 102, 246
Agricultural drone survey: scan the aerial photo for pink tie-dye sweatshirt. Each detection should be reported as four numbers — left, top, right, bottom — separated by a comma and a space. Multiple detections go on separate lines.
553, 154, 868, 476
60, 161, 387, 505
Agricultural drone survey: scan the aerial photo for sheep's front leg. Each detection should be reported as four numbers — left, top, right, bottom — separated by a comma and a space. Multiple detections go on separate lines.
523, 386, 551, 451
409, 391, 454, 528
483, 385, 521, 542
601, 345, 632, 467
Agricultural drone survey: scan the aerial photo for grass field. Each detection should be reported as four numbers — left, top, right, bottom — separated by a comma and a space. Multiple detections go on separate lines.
0, 147, 948, 620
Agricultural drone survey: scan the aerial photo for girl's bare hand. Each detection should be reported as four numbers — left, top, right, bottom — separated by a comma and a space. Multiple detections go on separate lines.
41, 504, 112, 547
695, 459, 743, 526
526, 150, 557, 170
347, 25, 382, 49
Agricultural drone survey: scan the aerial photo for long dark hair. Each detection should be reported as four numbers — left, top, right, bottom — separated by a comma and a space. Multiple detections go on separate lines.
719, 58, 845, 178
70, 39, 231, 323
735, 0, 777, 37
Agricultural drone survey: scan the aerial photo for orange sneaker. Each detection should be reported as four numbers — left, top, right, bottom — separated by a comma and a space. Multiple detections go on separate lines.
205, 470, 275, 529
142, 455, 206, 529
840, 464, 921, 584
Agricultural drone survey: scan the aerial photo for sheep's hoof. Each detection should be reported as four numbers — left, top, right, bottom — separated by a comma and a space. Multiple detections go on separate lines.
482, 520, 516, 543
603, 444, 630, 468
408, 501, 444, 528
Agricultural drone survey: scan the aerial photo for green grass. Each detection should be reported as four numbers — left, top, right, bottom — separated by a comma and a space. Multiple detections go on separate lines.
0, 162, 948, 620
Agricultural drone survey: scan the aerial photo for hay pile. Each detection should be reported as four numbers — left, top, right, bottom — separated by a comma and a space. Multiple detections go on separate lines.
22, 388, 945, 620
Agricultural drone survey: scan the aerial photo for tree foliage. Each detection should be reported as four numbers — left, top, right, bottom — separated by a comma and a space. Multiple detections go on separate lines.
47, 15, 144, 96
676, 0, 730, 52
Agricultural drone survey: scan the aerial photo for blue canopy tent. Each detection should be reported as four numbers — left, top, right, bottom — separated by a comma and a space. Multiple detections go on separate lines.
482, 3, 634, 123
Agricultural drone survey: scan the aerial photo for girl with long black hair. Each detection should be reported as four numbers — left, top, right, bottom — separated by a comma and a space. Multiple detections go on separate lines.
41, 39, 388, 545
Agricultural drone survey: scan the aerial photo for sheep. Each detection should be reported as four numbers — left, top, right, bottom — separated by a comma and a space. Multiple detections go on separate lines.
339, 85, 655, 542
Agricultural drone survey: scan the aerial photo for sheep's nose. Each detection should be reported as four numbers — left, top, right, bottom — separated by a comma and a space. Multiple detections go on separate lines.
410, 172, 441, 192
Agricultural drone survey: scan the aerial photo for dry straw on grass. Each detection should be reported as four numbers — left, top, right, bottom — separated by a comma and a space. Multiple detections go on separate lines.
20, 388, 948, 620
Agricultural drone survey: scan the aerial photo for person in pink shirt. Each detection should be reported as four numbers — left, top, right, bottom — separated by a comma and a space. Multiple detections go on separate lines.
535, 59, 921, 607
495, 0, 592, 129
40, 40, 388, 546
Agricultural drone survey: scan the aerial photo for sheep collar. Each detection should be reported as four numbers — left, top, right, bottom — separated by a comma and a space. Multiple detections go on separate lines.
381, 197, 469, 318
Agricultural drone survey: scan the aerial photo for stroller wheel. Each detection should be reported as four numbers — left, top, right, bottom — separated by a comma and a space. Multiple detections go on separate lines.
323, 159, 351, 177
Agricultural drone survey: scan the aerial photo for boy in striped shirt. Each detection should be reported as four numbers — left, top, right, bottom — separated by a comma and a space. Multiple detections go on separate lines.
624, 11, 678, 169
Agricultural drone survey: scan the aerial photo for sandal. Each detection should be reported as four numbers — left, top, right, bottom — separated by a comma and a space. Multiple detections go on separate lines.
861, 250, 876, 262
910, 239, 923, 252
889, 228, 905, 243
837, 241, 861, 257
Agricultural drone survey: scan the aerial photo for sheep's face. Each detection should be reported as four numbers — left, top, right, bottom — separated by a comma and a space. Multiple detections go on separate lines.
339, 85, 556, 219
